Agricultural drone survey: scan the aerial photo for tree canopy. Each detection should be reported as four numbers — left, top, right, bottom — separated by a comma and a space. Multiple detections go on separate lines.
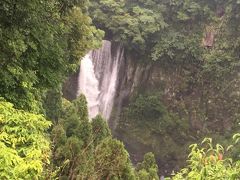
0, 0, 103, 110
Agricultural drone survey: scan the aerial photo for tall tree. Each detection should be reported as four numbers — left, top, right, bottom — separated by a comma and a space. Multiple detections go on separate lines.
51, 95, 94, 179
136, 152, 159, 180
94, 138, 136, 180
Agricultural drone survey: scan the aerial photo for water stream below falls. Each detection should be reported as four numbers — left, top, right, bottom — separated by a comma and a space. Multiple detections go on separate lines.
77, 40, 124, 120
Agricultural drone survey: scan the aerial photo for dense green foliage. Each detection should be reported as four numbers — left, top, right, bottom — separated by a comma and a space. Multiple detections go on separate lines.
1, 0, 240, 179
51, 95, 93, 179
51, 96, 137, 179
0, 99, 51, 179
94, 138, 135, 179
117, 93, 190, 174
90, 0, 240, 64
92, 115, 111, 147
90, 0, 166, 52
136, 152, 159, 180
169, 136, 240, 179
0, 0, 103, 110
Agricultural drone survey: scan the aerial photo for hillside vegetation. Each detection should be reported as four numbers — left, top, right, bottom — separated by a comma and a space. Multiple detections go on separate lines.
0, 0, 240, 179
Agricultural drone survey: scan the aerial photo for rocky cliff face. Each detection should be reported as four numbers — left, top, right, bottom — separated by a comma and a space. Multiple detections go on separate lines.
63, 41, 240, 174
148, 63, 240, 132
113, 55, 240, 131
110, 52, 152, 129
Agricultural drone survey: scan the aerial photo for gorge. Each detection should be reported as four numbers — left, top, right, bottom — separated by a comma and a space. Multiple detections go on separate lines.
2, 0, 240, 179
62, 0, 240, 176
64, 38, 240, 174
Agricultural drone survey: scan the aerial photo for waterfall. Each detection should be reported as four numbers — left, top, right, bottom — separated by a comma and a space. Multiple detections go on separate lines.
77, 40, 124, 120
77, 54, 100, 119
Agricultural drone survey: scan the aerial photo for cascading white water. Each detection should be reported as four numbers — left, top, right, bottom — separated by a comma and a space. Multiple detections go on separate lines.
77, 54, 100, 119
77, 40, 124, 120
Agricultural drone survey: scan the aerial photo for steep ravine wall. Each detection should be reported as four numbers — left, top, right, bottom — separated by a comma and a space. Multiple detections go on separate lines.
109, 52, 152, 129
63, 41, 240, 175
114, 57, 240, 134
115, 60, 240, 174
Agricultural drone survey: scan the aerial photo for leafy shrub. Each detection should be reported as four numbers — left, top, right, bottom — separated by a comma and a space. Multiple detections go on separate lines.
0, 99, 51, 179
169, 136, 240, 179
